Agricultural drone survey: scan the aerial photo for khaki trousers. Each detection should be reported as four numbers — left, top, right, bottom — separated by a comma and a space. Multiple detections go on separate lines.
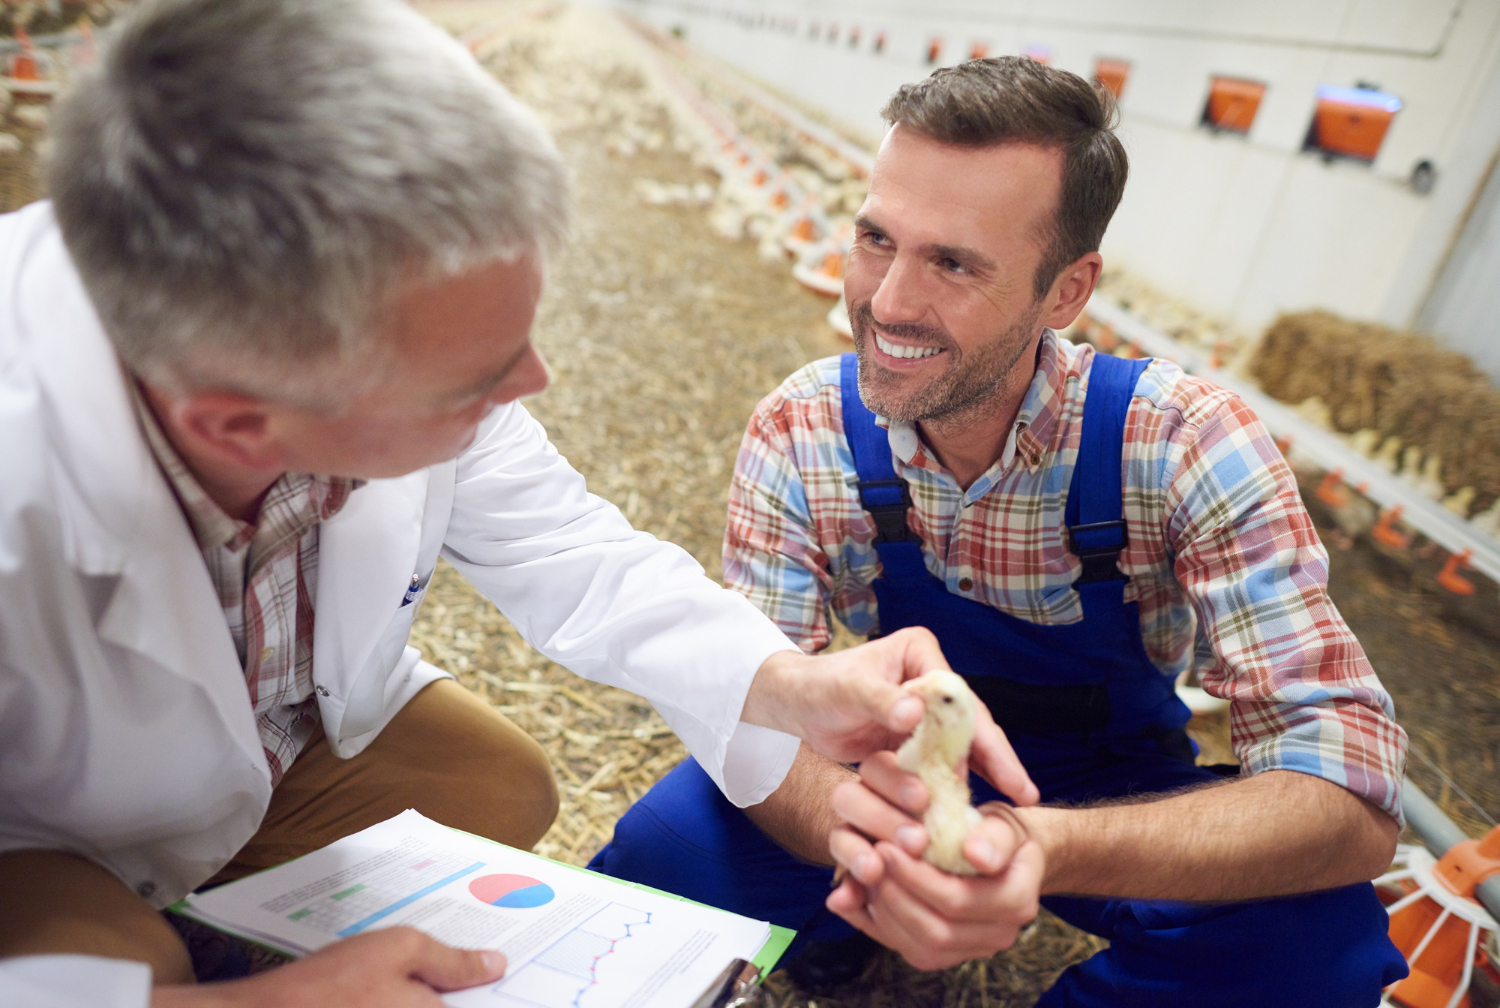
0, 678, 558, 984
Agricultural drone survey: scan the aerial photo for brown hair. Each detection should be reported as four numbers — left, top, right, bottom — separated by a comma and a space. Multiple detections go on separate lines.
882, 56, 1128, 298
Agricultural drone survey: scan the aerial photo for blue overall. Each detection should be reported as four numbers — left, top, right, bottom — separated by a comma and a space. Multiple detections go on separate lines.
590, 353, 1407, 1005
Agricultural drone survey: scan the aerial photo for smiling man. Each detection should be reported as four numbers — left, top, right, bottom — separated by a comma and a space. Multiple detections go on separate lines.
591, 58, 1410, 1005
0, 3, 980, 1007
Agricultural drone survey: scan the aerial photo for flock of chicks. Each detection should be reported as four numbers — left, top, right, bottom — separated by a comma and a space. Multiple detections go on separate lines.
623, 27, 871, 337
1292, 396, 1500, 544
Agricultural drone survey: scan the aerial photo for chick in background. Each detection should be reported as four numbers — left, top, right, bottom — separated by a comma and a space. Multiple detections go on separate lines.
896, 670, 984, 875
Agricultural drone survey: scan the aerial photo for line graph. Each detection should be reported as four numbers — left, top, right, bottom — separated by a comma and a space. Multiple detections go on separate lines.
492, 902, 653, 1007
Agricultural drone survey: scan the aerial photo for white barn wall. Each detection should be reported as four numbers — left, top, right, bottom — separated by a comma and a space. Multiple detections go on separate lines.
616, 0, 1500, 363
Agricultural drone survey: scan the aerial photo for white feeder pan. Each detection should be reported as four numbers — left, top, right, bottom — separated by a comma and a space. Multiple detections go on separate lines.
1377, 844, 1499, 1008
827, 295, 853, 341
2, 77, 59, 96
793, 259, 843, 297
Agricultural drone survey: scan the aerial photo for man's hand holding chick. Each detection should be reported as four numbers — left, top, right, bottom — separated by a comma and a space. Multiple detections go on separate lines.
825, 695, 1046, 972
744, 626, 1038, 768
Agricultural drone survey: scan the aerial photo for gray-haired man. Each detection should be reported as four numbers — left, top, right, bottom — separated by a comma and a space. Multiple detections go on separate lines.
0, 3, 1014, 1006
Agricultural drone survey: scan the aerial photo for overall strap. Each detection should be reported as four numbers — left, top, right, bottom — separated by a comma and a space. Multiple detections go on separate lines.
839, 354, 926, 575
1065, 352, 1151, 585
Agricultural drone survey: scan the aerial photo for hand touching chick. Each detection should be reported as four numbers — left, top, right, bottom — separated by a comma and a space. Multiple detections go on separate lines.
896, 669, 985, 875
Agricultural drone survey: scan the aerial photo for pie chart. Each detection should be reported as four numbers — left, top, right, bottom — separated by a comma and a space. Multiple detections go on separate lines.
469, 873, 555, 909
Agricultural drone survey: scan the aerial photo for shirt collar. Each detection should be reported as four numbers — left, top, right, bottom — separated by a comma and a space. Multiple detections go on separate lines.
1011, 327, 1069, 471
128, 378, 361, 553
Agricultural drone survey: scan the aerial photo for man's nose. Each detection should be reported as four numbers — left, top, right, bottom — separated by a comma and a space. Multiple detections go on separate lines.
869, 254, 930, 328
490, 346, 551, 406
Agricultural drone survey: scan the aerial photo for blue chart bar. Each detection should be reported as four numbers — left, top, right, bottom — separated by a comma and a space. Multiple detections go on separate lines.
337, 861, 486, 937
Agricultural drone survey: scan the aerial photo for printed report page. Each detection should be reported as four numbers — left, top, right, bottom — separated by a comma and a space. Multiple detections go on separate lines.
181, 810, 772, 1008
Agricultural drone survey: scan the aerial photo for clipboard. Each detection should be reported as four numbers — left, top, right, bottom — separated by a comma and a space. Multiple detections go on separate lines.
172, 813, 796, 1007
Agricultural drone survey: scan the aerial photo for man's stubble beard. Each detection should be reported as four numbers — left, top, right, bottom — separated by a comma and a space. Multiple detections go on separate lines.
850, 298, 1045, 426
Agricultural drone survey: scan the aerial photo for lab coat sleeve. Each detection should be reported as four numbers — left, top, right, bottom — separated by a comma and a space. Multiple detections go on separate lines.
0, 956, 151, 1008
441, 403, 801, 807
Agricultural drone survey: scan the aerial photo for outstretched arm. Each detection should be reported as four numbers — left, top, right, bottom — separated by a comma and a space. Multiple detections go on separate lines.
826, 758, 1396, 971
1021, 768, 1395, 899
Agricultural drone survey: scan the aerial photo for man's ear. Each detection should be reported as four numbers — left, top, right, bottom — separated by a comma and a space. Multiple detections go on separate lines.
174, 391, 288, 472
1041, 251, 1103, 332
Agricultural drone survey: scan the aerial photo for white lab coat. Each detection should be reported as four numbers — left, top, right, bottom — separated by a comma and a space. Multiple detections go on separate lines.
0, 203, 800, 1004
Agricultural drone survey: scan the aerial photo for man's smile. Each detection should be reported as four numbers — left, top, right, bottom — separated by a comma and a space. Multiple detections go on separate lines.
873, 330, 947, 362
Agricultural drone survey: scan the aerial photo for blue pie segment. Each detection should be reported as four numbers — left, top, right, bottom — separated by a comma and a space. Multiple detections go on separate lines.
469, 873, 555, 908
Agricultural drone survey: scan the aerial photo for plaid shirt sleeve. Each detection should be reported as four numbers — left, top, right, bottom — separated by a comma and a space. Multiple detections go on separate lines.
1155, 377, 1408, 819
722, 378, 836, 654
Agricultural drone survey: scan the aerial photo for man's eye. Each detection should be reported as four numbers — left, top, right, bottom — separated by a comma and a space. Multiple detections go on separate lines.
940, 257, 965, 274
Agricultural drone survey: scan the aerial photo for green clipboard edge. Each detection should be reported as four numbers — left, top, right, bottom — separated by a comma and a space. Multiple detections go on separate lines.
170, 817, 796, 979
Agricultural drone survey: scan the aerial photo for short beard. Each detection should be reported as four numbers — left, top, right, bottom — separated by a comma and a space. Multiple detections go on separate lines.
850, 299, 1044, 425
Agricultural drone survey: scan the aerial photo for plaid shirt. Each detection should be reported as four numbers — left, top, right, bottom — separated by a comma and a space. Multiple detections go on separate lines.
724, 331, 1407, 818
131, 388, 359, 785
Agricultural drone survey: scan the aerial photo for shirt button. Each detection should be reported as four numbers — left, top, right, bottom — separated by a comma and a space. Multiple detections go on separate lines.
316, 685, 330, 697
137, 881, 156, 899
957, 578, 974, 592
260, 647, 274, 662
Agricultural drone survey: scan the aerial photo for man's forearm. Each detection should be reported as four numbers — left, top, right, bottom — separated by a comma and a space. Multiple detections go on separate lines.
1018, 770, 1398, 901
745, 744, 858, 865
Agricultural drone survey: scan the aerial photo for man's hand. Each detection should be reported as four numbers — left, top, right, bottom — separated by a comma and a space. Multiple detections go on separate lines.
151, 927, 505, 1008
827, 840, 1045, 971
741, 628, 937, 761
740, 628, 1037, 809
824, 754, 1043, 971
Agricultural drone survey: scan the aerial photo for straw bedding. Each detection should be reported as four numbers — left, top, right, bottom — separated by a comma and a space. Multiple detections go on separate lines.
1251, 310, 1500, 512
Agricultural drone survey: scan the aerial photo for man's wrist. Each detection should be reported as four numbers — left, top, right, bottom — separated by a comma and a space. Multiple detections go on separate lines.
1013, 804, 1070, 893
741, 649, 809, 737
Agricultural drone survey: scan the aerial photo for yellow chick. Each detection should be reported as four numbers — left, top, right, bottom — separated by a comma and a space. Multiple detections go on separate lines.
896, 670, 984, 875
1374, 436, 1403, 474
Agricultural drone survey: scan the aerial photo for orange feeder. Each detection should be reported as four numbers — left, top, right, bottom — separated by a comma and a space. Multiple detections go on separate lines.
792, 246, 846, 297
1094, 58, 1130, 99
969, 42, 989, 61
1315, 470, 1350, 508
1308, 85, 1401, 162
1435, 550, 1477, 597
11, 26, 38, 81
926, 38, 942, 65
1380, 825, 1500, 1007
1372, 506, 1413, 550
1202, 76, 1266, 134
1093, 322, 1119, 354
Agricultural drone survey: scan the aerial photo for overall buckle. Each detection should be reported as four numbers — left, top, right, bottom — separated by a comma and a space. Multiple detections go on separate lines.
858, 478, 920, 545
1068, 519, 1129, 584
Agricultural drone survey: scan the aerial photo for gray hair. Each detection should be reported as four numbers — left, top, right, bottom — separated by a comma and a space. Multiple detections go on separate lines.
48, 0, 569, 406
